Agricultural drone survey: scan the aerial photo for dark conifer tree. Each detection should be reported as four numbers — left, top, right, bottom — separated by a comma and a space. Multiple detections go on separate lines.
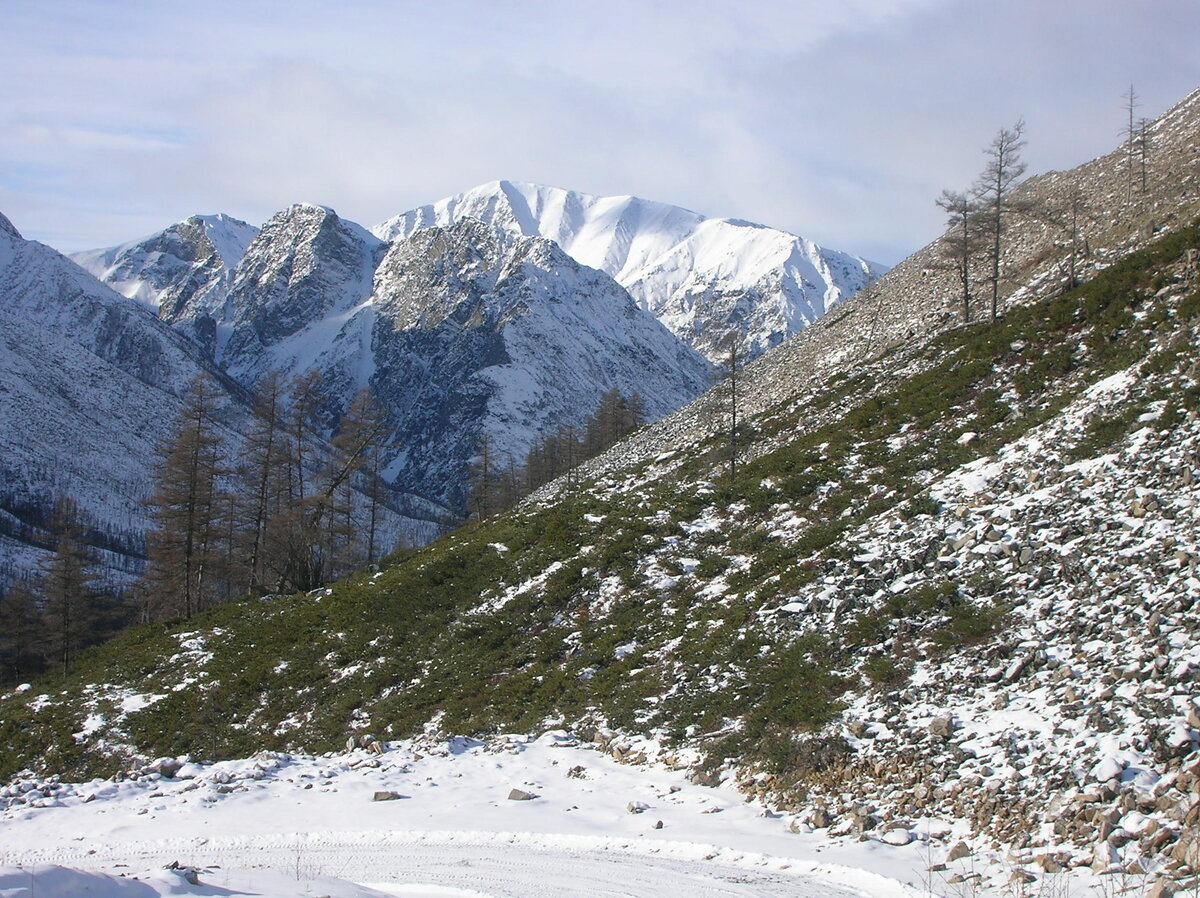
237, 370, 290, 594
143, 377, 230, 620
0, 580, 45, 683
972, 120, 1028, 322
40, 496, 100, 672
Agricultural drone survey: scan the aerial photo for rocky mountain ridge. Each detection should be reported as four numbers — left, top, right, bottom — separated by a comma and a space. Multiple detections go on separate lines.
217, 205, 714, 508
374, 179, 883, 363
69, 199, 716, 518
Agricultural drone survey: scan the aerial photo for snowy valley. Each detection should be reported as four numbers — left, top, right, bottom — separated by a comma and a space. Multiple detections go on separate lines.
1, 731, 926, 898
2, 79, 1200, 898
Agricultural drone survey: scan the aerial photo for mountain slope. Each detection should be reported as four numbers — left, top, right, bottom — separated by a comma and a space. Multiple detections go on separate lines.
5, 214, 1197, 883
374, 180, 883, 362
6, 88, 1200, 889
0, 212, 247, 585
349, 216, 713, 507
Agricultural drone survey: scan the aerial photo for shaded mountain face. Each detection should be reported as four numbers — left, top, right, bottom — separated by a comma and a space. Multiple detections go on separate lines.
71, 214, 258, 358
213, 211, 713, 507
0, 213, 244, 585
73, 206, 714, 514
373, 180, 885, 363
367, 219, 714, 506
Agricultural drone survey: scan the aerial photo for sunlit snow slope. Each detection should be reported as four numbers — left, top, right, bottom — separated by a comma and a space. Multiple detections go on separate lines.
71, 214, 259, 359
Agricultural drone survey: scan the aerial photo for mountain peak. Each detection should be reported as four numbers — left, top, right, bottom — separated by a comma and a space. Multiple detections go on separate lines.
290, 201, 337, 215
0, 210, 21, 241
374, 182, 882, 363
68, 213, 259, 348
264, 202, 383, 254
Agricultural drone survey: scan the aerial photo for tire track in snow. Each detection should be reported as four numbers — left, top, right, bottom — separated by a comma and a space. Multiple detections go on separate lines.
13, 830, 907, 898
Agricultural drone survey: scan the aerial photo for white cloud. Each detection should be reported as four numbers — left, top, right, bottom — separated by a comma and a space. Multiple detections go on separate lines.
1, 0, 1198, 262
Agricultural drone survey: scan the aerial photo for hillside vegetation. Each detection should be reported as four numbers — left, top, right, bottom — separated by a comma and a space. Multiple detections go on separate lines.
4, 223, 1197, 862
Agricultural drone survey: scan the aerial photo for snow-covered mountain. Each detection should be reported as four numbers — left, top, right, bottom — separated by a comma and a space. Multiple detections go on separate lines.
71, 214, 258, 358
0, 211, 244, 584
70, 202, 713, 511
207, 206, 713, 506
64, 181, 883, 508
374, 180, 884, 362
368, 218, 713, 504
1, 210, 446, 587
7, 87, 1200, 898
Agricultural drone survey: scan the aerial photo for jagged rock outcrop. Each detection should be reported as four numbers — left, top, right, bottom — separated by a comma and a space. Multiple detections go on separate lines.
71, 213, 258, 358
221, 203, 384, 390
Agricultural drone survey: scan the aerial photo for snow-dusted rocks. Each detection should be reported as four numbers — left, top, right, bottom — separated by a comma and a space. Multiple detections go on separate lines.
366, 219, 713, 504
0, 210, 21, 240
374, 180, 884, 363
71, 213, 258, 358
768, 353, 1200, 876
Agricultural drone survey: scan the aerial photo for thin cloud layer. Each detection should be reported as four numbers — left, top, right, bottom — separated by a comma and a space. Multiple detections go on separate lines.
2, 0, 1197, 264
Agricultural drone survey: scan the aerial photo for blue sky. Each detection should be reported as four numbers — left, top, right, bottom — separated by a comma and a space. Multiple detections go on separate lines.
2, 0, 1197, 264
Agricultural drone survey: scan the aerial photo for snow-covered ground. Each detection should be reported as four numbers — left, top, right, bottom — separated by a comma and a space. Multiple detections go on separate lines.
0, 731, 932, 897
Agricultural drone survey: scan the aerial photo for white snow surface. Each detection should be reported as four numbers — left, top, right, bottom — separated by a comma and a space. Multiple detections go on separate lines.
373, 180, 884, 361
0, 733, 926, 898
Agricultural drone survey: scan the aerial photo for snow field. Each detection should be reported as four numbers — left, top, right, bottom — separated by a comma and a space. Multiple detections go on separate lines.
0, 732, 928, 897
